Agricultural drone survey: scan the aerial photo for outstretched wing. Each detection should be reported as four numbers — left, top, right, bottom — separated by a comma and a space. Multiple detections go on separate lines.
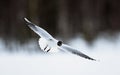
59, 44, 96, 61
24, 18, 54, 40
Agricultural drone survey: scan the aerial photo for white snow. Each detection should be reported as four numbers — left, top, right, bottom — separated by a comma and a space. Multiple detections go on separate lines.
0, 34, 120, 75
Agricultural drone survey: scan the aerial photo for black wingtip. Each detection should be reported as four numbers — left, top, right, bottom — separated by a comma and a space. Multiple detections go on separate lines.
24, 18, 34, 27
24, 18, 31, 24
24, 17, 38, 31
89, 58, 96, 61
83, 55, 96, 61
87, 57, 99, 61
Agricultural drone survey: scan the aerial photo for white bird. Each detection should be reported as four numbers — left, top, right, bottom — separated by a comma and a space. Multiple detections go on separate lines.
24, 18, 96, 61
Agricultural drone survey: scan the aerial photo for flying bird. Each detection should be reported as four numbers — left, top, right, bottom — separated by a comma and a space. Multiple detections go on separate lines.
24, 18, 96, 61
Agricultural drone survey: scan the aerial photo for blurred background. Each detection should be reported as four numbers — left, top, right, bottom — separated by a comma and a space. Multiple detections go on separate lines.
0, 0, 120, 42
0, 0, 120, 75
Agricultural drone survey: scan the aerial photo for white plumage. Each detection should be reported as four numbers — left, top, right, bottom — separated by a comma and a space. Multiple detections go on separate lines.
24, 18, 96, 61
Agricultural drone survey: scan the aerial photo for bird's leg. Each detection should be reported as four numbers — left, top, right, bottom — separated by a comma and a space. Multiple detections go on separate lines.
44, 45, 48, 51
47, 48, 51, 52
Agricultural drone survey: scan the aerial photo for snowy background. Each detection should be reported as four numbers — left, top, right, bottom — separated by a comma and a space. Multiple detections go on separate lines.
0, 34, 120, 75
0, 0, 120, 75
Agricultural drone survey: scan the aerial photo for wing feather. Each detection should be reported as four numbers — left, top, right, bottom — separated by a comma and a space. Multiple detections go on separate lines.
59, 44, 96, 61
24, 18, 54, 40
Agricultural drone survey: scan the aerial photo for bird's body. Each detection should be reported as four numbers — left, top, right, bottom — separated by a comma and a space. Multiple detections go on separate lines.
38, 38, 59, 52
24, 18, 96, 61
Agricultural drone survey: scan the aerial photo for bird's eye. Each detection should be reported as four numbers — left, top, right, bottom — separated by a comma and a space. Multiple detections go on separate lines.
57, 41, 62, 46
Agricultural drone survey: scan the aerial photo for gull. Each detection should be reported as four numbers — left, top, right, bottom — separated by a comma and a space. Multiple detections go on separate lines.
24, 18, 96, 61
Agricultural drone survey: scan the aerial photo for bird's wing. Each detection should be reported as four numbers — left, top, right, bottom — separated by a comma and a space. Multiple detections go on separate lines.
24, 18, 54, 40
58, 44, 96, 61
